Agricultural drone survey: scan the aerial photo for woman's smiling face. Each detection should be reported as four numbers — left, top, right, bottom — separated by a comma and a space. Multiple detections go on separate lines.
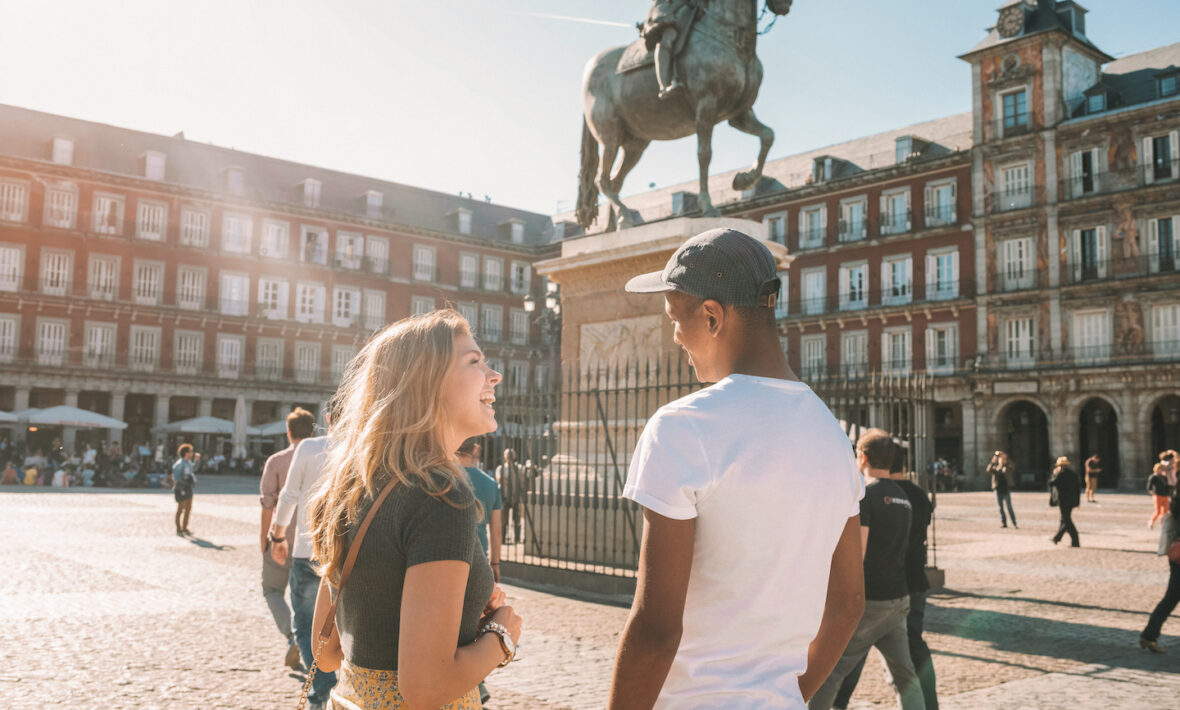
440, 332, 502, 448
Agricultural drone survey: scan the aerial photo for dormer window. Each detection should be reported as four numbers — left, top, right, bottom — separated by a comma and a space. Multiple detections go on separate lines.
1159, 73, 1179, 99
1087, 93, 1106, 114
812, 157, 833, 183
511, 221, 524, 243
454, 208, 472, 235
365, 190, 383, 218
895, 136, 913, 164
144, 151, 166, 181
224, 167, 245, 196
52, 137, 74, 166
300, 179, 321, 208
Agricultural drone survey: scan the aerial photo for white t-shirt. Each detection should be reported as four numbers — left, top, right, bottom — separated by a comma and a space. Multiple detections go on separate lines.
623, 374, 864, 709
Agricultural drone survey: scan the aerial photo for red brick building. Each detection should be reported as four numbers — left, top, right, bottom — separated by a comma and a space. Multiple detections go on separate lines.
0, 105, 559, 452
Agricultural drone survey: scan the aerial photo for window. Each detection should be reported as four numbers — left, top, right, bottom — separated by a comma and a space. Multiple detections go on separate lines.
336, 232, 363, 269
365, 190, 384, 219
365, 237, 389, 274
92, 193, 124, 235
180, 208, 210, 247
458, 302, 478, 330
1000, 238, 1034, 291
258, 278, 289, 319
412, 244, 436, 281
177, 267, 206, 310
1072, 310, 1111, 363
926, 324, 957, 373
925, 249, 959, 300
217, 335, 244, 379
882, 328, 912, 374
136, 201, 167, 241
764, 212, 787, 244
881, 255, 912, 305
225, 167, 245, 195
295, 283, 326, 323
37, 319, 68, 365
144, 152, 166, 181
333, 287, 361, 326
879, 190, 910, 235
294, 343, 320, 383
534, 363, 552, 391
1144, 131, 1180, 184
510, 309, 529, 344
1151, 304, 1180, 357
481, 304, 503, 342
222, 214, 253, 253
812, 157, 833, 183
508, 361, 529, 392
999, 163, 1031, 211
1001, 89, 1028, 131
1067, 148, 1100, 198
774, 271, 788, 319
1070, 226, 1107, 282
411, 296, 435, 317
459, 253, 479, 288
52, 137, 74, 165
131, 261, 162, 307
84, 323, 116, 368
838, 198, 867, 242
1087, 93, 1106, 114
0, 244, 21, 292
363, 290, 386, 330
801, 268, 825, 315
799, 206, 826, 248
175, 331, 203, 375
129, 326, 160, 372
483, 257, 504, 291
841, 331, 867, 377
1005, 317, 1035, 366
41, 251, 72, 296
300, 226, 328, 264
801, 335, 826, 379
838, 262, 868, 311
924, 181, 956, 225
219, 272, 249, 315
256, 339, 283, 379
0, 180, 28, 223
44, 184, 77, 229
510, 221, 524, 243
895, 136, 913, 164
88, 255, 119, 301
457, 209, 472, 235
0, 315, 15, 363
1147, 216, 1179, 273
301, 179, 321, 208
330, 346, 355, 381
1160, 75, 1179, 99
260, 220, 289, 259
510, 261, 531, 295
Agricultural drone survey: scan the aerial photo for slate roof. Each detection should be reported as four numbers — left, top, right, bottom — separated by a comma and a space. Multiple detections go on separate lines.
0, 103, 555, 246
1099, 42, 1180, 108
962, 0, 1109, 61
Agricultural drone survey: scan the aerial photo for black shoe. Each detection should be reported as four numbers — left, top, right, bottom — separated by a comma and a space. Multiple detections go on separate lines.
1001, 523, 1008, 528
1050, 536, 1060, 545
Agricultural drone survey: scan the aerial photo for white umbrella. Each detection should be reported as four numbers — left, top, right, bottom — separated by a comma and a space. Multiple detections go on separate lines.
0, 410, 18, 423
250, 419, 289, 437
152, 416, 256, 436
24, 405, 127, 429
232, 396, 248, 458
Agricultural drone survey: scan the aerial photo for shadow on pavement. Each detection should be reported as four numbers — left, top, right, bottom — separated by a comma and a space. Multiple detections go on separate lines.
187, 536, 233, 551
935, 588, 1158, 616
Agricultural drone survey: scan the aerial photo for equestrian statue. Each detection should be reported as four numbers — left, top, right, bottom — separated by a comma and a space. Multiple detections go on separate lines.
576, 0, 793, 232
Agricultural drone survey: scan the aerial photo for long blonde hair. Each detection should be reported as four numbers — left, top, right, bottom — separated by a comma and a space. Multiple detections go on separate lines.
307, 309, 474, 585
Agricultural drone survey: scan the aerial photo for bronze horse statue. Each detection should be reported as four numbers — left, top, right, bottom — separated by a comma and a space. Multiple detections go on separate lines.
576, 0, 790, 231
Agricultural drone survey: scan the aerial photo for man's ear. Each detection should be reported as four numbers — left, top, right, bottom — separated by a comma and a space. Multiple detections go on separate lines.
701, 299, 726, 336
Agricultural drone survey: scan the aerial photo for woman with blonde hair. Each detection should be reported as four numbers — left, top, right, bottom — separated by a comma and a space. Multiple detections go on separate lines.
305, 310, 522, 709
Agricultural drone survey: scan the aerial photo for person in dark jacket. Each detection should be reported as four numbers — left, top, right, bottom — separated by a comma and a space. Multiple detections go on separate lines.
1050, 456, 1081, 547
1139, 484, 1180, 653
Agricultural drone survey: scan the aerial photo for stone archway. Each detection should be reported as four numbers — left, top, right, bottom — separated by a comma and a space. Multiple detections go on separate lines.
1150, 394, 1180, 460
1079, 398, 1120, 487
1001, 400, 1051, 489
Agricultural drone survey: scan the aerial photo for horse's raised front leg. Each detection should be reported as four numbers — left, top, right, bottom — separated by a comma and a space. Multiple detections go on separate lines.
609, 136, 651, 228
695, 104, 721, 217
729, 108, 774, 192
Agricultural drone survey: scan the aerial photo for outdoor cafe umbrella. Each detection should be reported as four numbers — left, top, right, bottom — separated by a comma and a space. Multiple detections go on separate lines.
250, 419, 289, 437
0, 410, 18, 423
151, 416, 247, 436
22, 405, 127, 429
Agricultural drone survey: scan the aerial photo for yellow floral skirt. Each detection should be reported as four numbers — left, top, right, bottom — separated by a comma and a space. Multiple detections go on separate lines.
327, 662, 481, 710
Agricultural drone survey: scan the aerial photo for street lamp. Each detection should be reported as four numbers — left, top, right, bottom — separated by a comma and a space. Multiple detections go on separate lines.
525, 281, 562, 345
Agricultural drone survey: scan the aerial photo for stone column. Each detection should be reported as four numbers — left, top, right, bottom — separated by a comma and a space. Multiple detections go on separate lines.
13, 387, 30, 412
62, 390, 79, 451
109, 391, 127, 446
154, 395, 171, 431
961, 398, 978, 484
197, 398, 213, 418
1118, 390, 1145, 491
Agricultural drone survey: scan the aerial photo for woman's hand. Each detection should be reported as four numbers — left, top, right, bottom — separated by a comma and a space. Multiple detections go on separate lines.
483, 586, 506, 617
488, 604, 523, 645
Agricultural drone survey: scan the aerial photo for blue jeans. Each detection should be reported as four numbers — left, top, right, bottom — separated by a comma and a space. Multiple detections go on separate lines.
291, 557, 337, 702
996, 488, 1016, 526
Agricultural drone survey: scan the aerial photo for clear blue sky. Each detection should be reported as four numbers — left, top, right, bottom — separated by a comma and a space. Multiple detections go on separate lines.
0, 1, 1176, 214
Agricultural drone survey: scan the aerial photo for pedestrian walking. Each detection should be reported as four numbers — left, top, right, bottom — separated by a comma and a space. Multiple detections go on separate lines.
1084, 453, 1102, 503
171, 444, 200, 536
259, 407, 316, 672
1139, 482, 1180, 654
1049, 456, 1081, 547
810, 429, 925, 710
987, 450, 1018, 528
832, 442, 938, 710
1149, 463, 1171, 530
495, 448, 529, 544
269, 431, 337, 707
456, 436, 503, 706
303, 310, 522, 709
610, 228, 866, 709
1160, 450, 1178, 490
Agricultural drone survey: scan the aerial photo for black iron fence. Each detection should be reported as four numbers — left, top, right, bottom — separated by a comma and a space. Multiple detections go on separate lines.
477, 356, 935, 579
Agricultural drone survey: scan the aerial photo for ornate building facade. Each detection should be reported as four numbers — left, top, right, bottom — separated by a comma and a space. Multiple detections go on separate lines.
0, 104, 559, 452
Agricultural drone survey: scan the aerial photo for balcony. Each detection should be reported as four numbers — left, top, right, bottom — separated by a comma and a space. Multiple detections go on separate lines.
362, 315, 386, 331
994, 113, 1031, 139
334, 253, 363, 271
1062, 254, 1179, 286
993, 186, 1034, 213
924, 204, 956, 228
837, 218, 867, 242
364, 256, 390, 276
792, 278, 973, 319
798, 227, 827, 249
978, 339, 1180, 373
1063, 161, 1180, 200
84, 352, 116, 368
879, 210, 912, 236
39, 277, 70, 297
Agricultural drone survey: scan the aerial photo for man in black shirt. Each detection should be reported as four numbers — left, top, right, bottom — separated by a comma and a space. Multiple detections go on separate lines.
809, 430, 926, 710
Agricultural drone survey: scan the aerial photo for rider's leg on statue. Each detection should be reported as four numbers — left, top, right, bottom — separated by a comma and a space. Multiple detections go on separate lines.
656, 31, 683, 100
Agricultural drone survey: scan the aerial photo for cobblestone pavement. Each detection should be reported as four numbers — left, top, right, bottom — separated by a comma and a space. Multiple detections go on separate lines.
2, 479, 1178, 709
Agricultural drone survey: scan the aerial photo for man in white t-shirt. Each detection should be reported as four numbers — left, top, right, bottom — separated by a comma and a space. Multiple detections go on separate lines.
608, 228, 866, 709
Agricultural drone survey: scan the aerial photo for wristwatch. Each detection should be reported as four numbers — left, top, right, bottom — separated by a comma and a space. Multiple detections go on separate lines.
480, 621, 516, 667
267, 531, 285, 544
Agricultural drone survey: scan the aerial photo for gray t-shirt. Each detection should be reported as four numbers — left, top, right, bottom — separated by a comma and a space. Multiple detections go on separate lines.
337, 473, 494, 670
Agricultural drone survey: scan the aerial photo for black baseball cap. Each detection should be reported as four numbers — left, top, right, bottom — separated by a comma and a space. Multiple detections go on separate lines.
624, 228, 781, 307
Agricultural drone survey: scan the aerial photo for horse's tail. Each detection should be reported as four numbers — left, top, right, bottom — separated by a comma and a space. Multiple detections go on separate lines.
575, 118, 600, 230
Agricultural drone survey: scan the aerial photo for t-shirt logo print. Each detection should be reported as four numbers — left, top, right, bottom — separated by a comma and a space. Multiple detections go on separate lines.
883, 495, 913, 509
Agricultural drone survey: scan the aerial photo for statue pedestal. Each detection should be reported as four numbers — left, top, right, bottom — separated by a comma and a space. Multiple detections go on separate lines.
519, 219, 788, 571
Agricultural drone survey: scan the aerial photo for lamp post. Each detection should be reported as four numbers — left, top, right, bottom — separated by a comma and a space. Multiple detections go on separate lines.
524, 280, 562, 346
